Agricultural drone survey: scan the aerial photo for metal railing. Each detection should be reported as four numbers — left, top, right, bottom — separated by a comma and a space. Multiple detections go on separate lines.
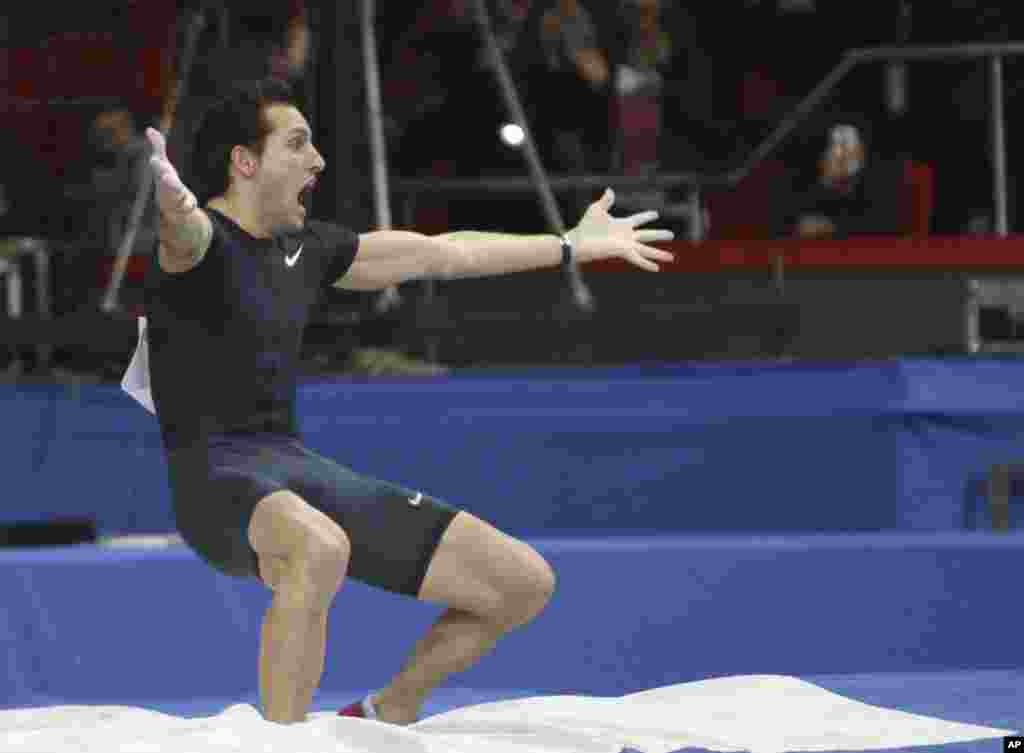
391, 41, 1022, 241
384, 40, 1023, 355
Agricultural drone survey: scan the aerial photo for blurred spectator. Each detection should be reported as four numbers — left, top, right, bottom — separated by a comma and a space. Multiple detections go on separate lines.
615, 0, 672, 178
771, 122, 904, 239
515, 0, 612, 174
617, 0, 672, 100
64, 103, 155, 260
493, 0, 534, 53
512, 0, 614, 224
611, 0, 684, 223
386, 0, 499, 178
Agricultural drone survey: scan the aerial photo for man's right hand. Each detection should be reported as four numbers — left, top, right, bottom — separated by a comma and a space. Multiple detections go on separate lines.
146, 127, 197, 218
147, 127, 213, 275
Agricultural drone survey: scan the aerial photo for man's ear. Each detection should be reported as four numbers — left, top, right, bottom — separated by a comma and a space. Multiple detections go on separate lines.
230, 145, 259, 178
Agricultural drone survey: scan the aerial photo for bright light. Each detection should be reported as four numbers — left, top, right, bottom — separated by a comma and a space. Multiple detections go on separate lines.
499, 123, 525, 148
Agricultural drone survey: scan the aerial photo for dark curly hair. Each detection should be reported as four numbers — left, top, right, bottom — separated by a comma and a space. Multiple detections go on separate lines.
190, 77, 300, 204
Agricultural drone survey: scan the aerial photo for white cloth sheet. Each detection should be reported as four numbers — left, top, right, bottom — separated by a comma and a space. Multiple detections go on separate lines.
0, 675, 1015, 753
122, 316, 155, 415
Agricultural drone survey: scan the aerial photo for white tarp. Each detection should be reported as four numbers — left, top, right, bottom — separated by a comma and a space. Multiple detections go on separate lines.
0, 675, 1014, 753
121, 316, 155, 415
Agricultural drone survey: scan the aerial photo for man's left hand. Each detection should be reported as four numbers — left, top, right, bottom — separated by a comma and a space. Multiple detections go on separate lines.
568, 189, 675, 271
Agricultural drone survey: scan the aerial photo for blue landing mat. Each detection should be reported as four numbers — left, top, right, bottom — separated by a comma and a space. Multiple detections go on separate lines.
6, 357, 1024, 535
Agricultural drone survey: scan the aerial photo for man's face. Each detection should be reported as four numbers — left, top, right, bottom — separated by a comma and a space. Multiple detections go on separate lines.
249, 104, 324, 234
820, 125, 864, 184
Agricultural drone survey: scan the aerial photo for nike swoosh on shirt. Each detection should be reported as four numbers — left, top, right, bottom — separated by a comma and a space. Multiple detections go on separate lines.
285, 243, 304, 267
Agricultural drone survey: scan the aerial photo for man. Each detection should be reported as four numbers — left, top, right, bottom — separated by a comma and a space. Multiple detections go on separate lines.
75, 104, 156, 257
143, 78, 673, 726
772, 122, 904, 239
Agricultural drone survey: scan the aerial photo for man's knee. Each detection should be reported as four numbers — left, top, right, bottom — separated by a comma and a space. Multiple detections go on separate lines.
265, 527, 351, 611
496, 547, 556, 629
249, 490, 351, 608
421, 512, 556, 626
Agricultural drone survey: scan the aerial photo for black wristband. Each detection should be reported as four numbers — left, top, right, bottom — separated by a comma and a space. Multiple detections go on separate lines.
560, 234, 573, 268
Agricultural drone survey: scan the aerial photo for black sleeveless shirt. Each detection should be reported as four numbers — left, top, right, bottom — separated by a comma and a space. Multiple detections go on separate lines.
144, 208, 359, 451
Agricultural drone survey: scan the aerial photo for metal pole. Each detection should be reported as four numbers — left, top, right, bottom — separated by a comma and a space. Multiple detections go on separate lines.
965, 54, 1009, 354
990, 55, 1009, 237
688, 187, 704, 242
33, 242, 52, 368
470, 0, 593, 310
360, 0, 392, 230
101, 162, 154, 313
360, 0, 404, 313
423, 271, 440, 365
851, 42, 1024, 63
101, 9, 206, 313
965, 277, 981, 354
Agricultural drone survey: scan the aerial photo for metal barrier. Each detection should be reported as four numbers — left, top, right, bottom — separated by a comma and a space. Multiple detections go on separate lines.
0, 237, 53, 368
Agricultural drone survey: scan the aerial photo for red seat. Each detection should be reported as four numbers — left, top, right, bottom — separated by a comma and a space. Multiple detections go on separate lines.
902, 160, 934, 236
704, 159, 789, 240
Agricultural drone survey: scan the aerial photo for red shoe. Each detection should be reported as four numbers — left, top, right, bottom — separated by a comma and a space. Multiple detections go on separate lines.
338, 696, 377, 719
338, 694, 418, 724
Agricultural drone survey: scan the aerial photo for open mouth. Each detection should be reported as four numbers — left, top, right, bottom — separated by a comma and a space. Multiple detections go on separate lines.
298, 178, 317, 209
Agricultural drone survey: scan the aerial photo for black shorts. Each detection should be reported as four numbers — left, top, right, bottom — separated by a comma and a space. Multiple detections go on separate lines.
165, 433, 459, 596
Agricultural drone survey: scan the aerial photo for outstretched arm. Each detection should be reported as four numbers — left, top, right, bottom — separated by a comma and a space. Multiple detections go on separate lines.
146, 127, 213, 275
337, 189, 674, 291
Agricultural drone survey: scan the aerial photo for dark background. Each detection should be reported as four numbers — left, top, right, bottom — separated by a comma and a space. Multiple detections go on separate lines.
1, 1, 1021, 370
